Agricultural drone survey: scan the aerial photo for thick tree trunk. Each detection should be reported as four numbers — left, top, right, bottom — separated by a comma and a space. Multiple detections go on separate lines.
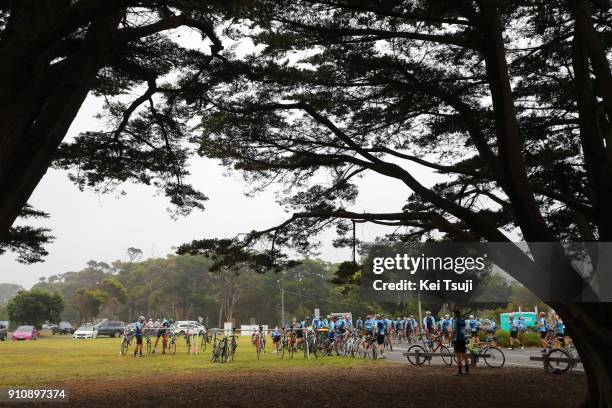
570, 15, 612, 241
0, 9, 122, 242
552, 303, 612, 408
478, 0, 556, 243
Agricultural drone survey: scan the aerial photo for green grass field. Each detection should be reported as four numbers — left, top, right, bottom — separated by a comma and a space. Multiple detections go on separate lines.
0, 332, 380, 387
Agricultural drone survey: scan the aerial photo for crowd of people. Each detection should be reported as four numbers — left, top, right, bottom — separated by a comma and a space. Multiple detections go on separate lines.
127, 309, 569, 369
129, 316, 175, 357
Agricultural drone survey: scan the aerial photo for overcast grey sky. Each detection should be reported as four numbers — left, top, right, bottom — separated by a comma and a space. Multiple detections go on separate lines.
1, 93, 441, 288
0, 28, 444, 289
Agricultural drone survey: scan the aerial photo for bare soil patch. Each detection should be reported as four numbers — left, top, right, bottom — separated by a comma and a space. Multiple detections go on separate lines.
10, 365, 587, 408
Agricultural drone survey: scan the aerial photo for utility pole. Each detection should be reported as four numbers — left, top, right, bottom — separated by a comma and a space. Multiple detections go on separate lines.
281, 287, 285, 327
352, 219, 356, 263
278, 279, 285, 327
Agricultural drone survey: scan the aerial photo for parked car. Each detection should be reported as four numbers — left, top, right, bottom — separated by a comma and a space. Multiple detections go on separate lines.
479, 319, 497, 333
72, 324, 98, 339
0, 323, 7, 341
42, 323, 57, 331
172, 321, 205, 336
52, 321, 75, 335
12, 325, 38, 341
95, 321, 125, 337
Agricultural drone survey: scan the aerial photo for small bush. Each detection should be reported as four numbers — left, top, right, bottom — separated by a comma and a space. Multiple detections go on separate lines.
495, 330, 510, 347
519, 332, 542, 347
486, 330, 541, 347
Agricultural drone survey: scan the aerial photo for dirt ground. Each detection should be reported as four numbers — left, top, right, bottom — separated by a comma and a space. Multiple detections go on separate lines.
8, 365, 587, 408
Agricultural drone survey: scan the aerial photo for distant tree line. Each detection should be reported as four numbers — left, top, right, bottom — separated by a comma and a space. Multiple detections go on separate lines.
22, 254, 542, 327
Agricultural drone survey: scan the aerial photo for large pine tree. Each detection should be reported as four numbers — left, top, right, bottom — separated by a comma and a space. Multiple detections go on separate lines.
183, 1, 612, 405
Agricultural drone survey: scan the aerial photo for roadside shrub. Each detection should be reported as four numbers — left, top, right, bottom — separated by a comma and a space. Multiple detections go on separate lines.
519, 332, 541, 347
495, 330, 510, 347
488, 330, 541, 347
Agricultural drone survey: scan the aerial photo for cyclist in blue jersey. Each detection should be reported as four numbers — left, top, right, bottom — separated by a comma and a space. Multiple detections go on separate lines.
402, 317, 411, 341
517, 316, 526, 333
356, 316, 363, 335
537, 312, 549, 352
508, 315, 523, 350
553, 315, 566, 346
364, 314, 375, 338
468, 315, 479, 343
153, 318, 170, 353
270, 326, 282, 353
394, 319, 401, 341
296, 317, 309, 347
336, 316, 347, 334
133, 316, 145, 357
441, 315, 451, 343
423, 311, 436, 337
452, 310, 469, 375
312, 316, 322, 329
328, 316, 337, 331
375, 314, 386, 358
271, 326, 281, 345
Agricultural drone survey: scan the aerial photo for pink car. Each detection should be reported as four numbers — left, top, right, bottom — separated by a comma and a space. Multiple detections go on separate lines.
12, 325, 38, 341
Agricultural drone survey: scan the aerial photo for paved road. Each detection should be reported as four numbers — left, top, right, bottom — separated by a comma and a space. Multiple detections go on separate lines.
381, 344, 584, 371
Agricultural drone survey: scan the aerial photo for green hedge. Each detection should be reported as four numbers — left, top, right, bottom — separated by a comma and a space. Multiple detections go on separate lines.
479, 330, 542, 347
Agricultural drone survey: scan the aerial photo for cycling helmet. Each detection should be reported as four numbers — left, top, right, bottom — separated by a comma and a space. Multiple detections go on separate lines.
138, 315, 145, 321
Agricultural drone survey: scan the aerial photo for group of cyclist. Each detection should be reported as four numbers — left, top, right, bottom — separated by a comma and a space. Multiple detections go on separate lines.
263, 311, 464, 359
130, 315, 173, 356
129, 310, 569, 361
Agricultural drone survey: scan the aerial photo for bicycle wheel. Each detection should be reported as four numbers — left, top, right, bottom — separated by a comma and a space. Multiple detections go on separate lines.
120, 339, 129, 356
276, 342, 284, 359
309, 338, 319, 358
469, 352, 478, 368
211, 342, 221, 362
222, 342, 230, 363
256, 342, 262, 360
230, 339, 237, 362
483, 346, 505, 368
406, 345, 426, 366
546, 348, 571, 373
146, 338, 152, 354
359, 341, 368, 359
169, 339, 177, 355
348, 341, 356, 358
440, 346, 453, 366
185, 336, 191, 354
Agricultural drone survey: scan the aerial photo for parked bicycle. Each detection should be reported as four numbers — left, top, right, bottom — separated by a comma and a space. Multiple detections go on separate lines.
546, 344, 578, 373
358, 334, 377, 360
120, 327, 133, 356
252, 330, 265, 360
211, 330, 237, 363
465, 336, 505, 368
406, 333, 453, 366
